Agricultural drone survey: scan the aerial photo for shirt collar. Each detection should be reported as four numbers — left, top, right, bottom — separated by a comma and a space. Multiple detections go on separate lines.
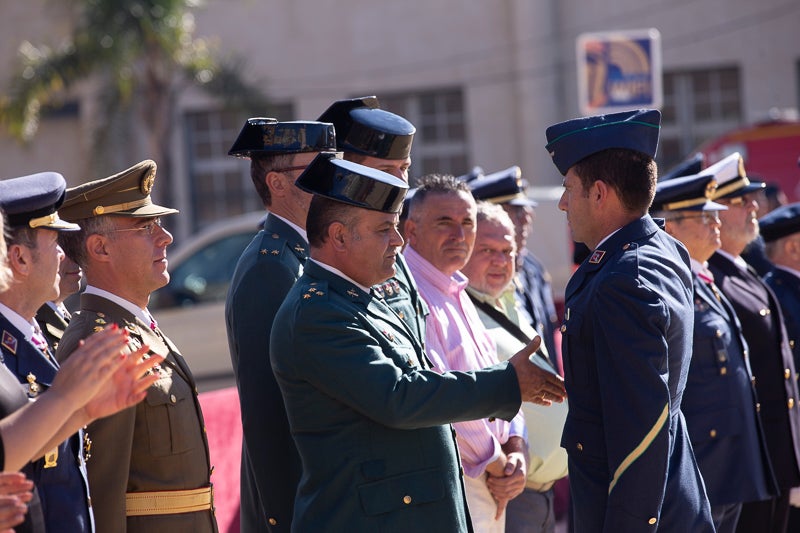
308, 259, 371, 293
716, 249, 749, 271
0, 301, 38, 342
84, 285, 152, 325
405, 245, 468, 295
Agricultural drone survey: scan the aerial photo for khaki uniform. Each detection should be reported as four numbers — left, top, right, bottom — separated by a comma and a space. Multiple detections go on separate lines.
57, 293, 217, 533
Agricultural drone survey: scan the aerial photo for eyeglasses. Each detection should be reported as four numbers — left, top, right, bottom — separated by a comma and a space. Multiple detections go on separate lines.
108, 218, 164, 236
670, 212, 721, 225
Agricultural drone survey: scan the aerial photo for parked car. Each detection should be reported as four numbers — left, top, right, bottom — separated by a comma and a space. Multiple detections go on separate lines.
150, 211, 264, 391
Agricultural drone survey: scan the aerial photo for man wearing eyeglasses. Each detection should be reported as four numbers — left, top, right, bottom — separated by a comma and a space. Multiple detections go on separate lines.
225, 119, 336, 532
705, 153, 800, 533
651, 172, 777, 533
56, 160, 218, 533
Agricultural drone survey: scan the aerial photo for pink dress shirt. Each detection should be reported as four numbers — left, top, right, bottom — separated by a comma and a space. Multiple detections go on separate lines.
404, 247, 526, 478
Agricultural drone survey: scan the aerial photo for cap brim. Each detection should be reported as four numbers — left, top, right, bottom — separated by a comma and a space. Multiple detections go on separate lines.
506, 198, 539, 207
112, 204, 180, 218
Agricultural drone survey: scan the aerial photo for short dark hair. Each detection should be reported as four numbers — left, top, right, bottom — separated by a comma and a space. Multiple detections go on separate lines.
407, 174, 472, 218
572, 148, 657, 213
250, 153, 294, 207
6, 226, 38, 249
306, 196, 360, 248
57, 216, 114, 269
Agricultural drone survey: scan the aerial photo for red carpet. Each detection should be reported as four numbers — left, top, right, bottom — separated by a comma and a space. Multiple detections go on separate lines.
199, 386, 242, 532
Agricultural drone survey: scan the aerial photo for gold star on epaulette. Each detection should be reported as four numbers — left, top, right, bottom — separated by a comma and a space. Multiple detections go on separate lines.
347, 289, 359, 298
95, 318, 106, 325
303, 294, 311, 299
271, 250, 279, 255
315, 291, 324, 296
307, 287, 316, 292
398, 311, 405, 319
294, 244, 305, 253
97, 313, 105, 318
260, 249, 268, 255
93, 326, 104, 333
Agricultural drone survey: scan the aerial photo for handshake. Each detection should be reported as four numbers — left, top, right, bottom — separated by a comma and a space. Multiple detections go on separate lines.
508, 336, 567, 405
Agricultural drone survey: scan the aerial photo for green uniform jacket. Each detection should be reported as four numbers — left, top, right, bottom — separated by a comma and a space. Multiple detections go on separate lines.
270, 260, 522, 532
57, 293, 218, 533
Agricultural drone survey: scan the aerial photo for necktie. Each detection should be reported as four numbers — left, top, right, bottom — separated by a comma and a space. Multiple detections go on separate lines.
31, 329, 49, 352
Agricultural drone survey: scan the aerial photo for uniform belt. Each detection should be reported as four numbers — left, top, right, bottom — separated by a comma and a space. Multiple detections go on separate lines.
526, 480, 556, 493
125, 486, 213, 516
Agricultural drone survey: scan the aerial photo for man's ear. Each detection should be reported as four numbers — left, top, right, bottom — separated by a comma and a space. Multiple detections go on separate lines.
404, 218, 417, 247
591, 179, 608, 203
5, 243, 31, 277
265, 171, 287, 199
86, 234, 112, 263
328, 222, 348, 253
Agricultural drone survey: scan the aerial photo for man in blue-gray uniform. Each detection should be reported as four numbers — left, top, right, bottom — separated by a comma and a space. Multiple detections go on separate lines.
546, 108, 714, 531
225, 118, 336, 532
704, 153, 800, 533
0, 172, 94, 532
270, 152, 566, 532
759, 202, 800, 529
469, 166, 561, 372
317, 96, 429, 343
651, 173, 777, 532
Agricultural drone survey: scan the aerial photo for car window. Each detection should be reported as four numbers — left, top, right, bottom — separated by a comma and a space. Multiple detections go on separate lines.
151, 231, 256, 310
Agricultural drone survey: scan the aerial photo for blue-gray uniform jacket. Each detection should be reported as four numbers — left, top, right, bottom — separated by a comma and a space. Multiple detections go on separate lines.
559, 216, 714, 532
708, 253, 800, 490
225, 213, 307, 532
0, 315, 93, 533
515, 251, 559, 365
683, 274, 777, 506
271, 260, 522, 532
765, 266, 800, 371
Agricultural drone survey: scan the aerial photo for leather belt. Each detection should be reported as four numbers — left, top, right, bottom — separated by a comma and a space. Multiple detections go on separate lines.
126, 486, 213, 516
527, 480, 556, 493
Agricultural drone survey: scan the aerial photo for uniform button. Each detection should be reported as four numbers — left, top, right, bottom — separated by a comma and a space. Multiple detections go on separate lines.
488, 417, 496, 422
717, 354, 727, 363
751, 376, 756, 386
789, 398, 796, 409
715, 329, 723, 338
648, 517, 657, 525
268, 517, 277, 526
759, 308, 770, 316
743, 350, 748, 358
786, 369, 792, 380
403, 495, 412, 505
560, 325, 567, 333
709, 429, 717, 438
756, 403, 761, 413
719, 367, 727, 375
170, 394, 177, 403
576, 443, 583, 451
791, 340, 796, 349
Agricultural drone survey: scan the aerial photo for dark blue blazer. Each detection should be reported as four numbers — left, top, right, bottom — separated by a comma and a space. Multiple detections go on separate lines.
682, 275, 777, 505
515, 251, 559, 365
0, 315, 93, 533
559, 216, 714, 532
271, 260, 522, 532
225, 213, 306, 532
765, 266, 800, 372
708, 252, 800, 490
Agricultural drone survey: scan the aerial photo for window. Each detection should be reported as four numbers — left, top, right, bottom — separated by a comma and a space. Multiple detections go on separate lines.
379, 88, 468, 183
184, 104, 293, 230
659, 67, 742, 169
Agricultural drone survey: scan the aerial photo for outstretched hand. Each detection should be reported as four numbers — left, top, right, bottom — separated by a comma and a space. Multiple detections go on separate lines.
508, 336, 566, 405
0, 472, 32, 532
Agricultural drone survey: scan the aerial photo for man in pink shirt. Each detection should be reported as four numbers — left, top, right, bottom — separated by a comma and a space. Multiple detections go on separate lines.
404, 174, 528, 532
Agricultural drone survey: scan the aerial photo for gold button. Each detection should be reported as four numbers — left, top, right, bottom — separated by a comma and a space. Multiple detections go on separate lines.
710, 429, 717, 438
756, 402, 761, 412
715, 329, 723, 338
170, 394, 177, 403
718, 354, 727, 362
789, 398, 795, 409
743, 350, 748, 358
623, 243, 630, 250
403, 495, 412, 505
560, 325, 567, 333
791, 340, 796, 349
577, 443, 584, 451
648, 517, 657, 525
751, 376, 756, 386
759, 308, 770, 316
268, 517, 277, 525
786, 369, 792, 380
720, 367, 727, 375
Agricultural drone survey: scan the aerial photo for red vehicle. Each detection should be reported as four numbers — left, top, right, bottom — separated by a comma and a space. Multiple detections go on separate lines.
697, 118, 800, 202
